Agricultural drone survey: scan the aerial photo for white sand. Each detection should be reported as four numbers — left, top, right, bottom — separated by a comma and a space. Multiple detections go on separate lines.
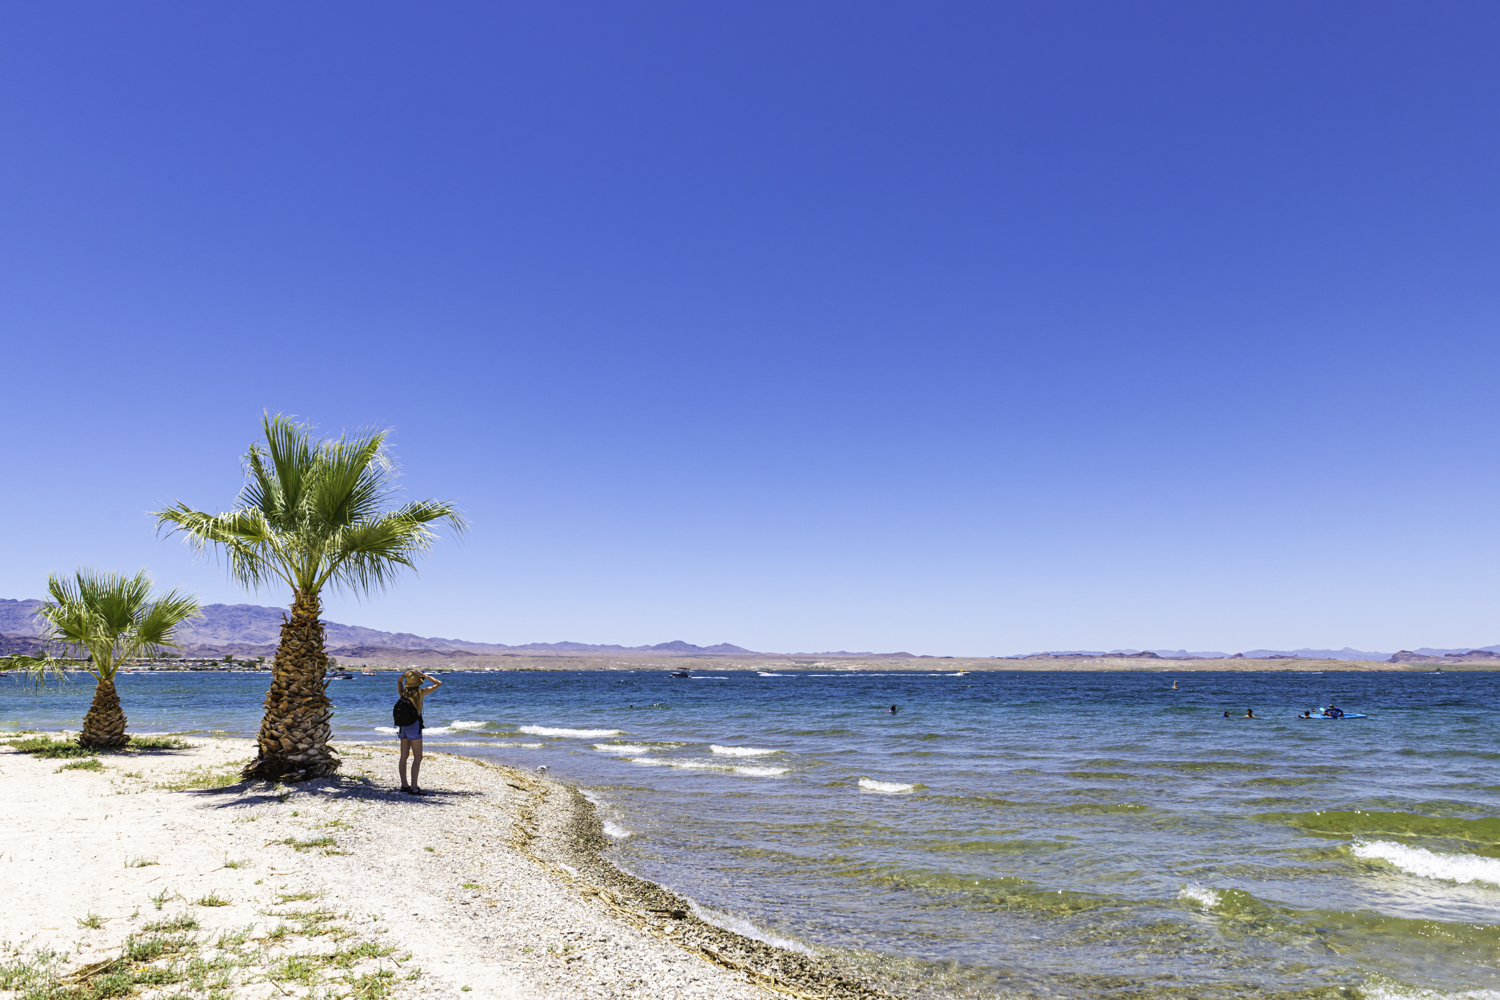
0, 737, 796, 1000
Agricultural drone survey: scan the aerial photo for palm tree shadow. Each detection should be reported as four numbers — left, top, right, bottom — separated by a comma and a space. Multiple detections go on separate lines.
182, 773, 483, 808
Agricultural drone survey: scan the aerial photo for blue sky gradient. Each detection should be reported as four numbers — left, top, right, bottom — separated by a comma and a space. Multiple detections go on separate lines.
3, 2, 1498, 654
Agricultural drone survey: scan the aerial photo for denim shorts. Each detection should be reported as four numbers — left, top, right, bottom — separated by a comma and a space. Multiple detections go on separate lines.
398, 724, 423, 742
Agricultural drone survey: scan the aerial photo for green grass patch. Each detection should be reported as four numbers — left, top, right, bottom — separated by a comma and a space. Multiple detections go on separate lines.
122, 931, 195, 964
125, 735, 190, 750
76, 913, 106, 929
124, 854, 158, 868
193, 892, 231, 907
156, 762, 245, 791
5, 737, 97, 759
142, 915, 199, 933
270, 953, 319, 986
276, 836, 337, 852
326, 941, 396, 969
59, 758, 104, 772
347, 968, 398, 1000
275, 891, 322, 903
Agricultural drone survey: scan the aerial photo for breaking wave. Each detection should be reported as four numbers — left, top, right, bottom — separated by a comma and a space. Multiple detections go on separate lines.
1353, 840, 1500, 886
518, 725, 623, 738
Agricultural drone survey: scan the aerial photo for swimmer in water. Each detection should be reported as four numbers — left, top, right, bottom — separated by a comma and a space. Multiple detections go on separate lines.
1223, 711, 1230, 718
1172, 680, 1178, 690
1245, 708, 1256, 718
887, 704, 899, 714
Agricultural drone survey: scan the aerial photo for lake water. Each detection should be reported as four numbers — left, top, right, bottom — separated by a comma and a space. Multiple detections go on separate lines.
6, 668, 1498, 1000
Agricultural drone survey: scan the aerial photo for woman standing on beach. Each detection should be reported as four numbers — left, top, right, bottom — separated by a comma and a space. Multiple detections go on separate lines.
398, 670, 442, 795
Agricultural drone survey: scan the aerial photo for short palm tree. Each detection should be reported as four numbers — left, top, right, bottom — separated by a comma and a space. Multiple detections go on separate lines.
154, 414, 465, 782
32, 569, 200, 748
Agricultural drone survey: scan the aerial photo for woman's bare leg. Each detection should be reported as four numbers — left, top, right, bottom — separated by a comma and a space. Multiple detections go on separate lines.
399, 737, 411, 788
410, 740, 424, 792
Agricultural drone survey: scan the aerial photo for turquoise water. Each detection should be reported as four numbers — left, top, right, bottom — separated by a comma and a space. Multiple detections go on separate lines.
7, 669, 1499, 999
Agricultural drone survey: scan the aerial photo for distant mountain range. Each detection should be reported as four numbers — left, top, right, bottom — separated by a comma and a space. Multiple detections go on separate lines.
0, 599, 758, 657
2, 597, 1496, 662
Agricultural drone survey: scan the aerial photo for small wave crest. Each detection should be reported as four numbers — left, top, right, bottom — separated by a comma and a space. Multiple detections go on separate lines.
757, 671, 786, 677
859, 777, 914, 794
710, 745, 779, 757
449, 720, 488, 730
630, 757, 788, 777
1177, 884, 1221, 908
518, 725, 622, 738
1353, 840, 1500, 886
688, 902, 814, 955
580, 790, 633, 838
594, 743, 652, 754
374, 726, 398, 734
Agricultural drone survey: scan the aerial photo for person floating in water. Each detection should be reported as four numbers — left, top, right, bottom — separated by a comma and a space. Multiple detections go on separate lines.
1244, 708, 1256, 718
887, 704, 899, 714
1172, 680, 1178, 690
1299, 710, 1312, 719
1223, 710, 1230, 718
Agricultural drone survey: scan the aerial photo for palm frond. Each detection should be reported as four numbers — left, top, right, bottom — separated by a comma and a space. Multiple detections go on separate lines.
154, 505, 286, 590
132, 589, 202, 653
308, 429, 392, 531
261, 413, 313, 528
153, 415, 465, 602
34, 570, 200, 679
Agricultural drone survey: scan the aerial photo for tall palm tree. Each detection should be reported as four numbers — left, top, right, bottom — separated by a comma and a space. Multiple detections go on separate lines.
32, 569, 200, 748
154, 414, 465, 782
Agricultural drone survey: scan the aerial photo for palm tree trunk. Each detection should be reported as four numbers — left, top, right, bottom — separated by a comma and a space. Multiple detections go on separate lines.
80, 676, 129, 748
243, 589, 340, 782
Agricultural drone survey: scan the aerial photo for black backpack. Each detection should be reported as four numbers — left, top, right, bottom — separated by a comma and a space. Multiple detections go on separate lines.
393, 697, 420, 728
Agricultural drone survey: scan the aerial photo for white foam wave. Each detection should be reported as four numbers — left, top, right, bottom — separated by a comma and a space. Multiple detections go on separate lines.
449, 720, 488, 730
602, 820, 632, 838
422, 726, 456, 735
691, 676, 729, 680
1361, 983, 1500, 1000
594, 743, 652, 754
1177, 884, 1220, 907
490, 742, 543, 748
710, 745, 779, 757
757, 672, 786, 677
858, 777, 914, 794
374, 726, 398, 734
518, 725, 623, 738
1353, 840, 1500, 886
688, 902, 815, 955
630, 757, 787, 777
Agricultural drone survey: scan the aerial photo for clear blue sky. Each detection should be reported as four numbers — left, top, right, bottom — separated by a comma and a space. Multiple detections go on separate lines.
3, 2, 1498, 655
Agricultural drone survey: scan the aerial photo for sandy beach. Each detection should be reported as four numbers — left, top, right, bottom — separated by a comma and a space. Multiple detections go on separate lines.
0, 736, 887, 1000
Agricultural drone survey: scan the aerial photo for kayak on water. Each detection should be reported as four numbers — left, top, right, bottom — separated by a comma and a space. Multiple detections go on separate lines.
1299, 711, 1368, 719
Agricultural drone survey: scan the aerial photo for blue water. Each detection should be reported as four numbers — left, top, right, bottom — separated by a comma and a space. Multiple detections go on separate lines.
7, 668, 1500, 999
